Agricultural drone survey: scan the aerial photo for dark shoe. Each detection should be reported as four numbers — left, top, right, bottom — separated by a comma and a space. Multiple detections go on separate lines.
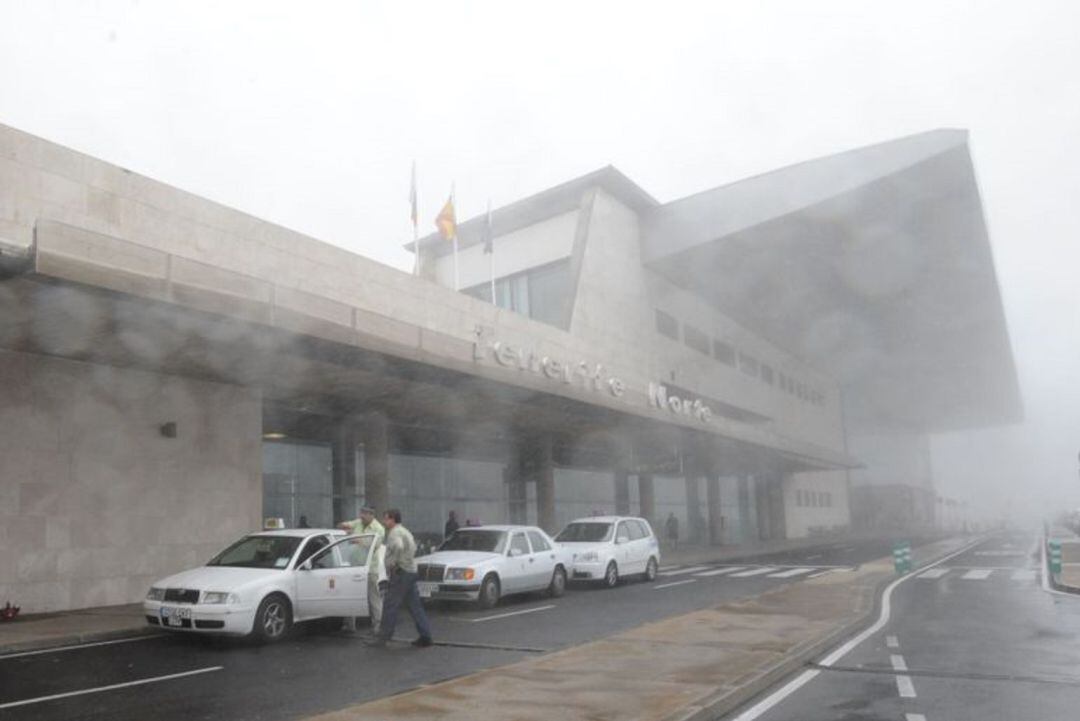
411, 636, 434, 648
364, 637, 388, 648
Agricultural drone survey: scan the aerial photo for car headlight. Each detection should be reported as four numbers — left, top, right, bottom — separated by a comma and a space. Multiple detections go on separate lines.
445, 568, 476, 581
576, 551, 600, 562
146, 587, 165, 601
201, 591, 240, 605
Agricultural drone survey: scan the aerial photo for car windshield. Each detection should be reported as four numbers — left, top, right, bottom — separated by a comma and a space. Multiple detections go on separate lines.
207, 535, 303, 569
438, 530, 507, 553
556, 523, 614, 543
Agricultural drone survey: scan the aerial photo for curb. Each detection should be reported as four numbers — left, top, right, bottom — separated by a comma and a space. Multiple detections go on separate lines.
659, 536, 979, 721
1042, 538, 1080, 596
0, 624, 157, 657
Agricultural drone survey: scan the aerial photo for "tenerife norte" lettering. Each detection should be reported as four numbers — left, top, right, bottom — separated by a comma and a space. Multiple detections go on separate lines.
473, 338, 714, 424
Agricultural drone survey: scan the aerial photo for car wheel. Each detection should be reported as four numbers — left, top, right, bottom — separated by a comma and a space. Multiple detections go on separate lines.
603, 561, 619, 588
478, 574, 501, 609
644, 557, 658, 582
252, 593, 292, 643
548, 566, 567, 598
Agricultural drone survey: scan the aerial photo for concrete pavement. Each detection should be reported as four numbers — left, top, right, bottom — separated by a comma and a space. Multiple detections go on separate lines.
299, 537, 968, 721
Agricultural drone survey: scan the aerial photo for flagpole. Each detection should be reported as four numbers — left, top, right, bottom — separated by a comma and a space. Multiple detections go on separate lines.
452, 182, 460, 291
487, 199, 496, 304
411, 161, 419, 276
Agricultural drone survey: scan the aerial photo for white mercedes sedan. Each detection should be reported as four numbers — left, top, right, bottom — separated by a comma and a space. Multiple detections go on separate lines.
414, 525, 571, 609
143, 529, 385, 642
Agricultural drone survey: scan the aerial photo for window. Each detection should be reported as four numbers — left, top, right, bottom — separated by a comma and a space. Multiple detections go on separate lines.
615, 522, 631, 543
626, 521, 647, 540
632, 520, 653, 539
296, 535, 330, 566
684, 324, 711, 355
796, 489, 804, 507
510, 532, 531, 556
739, 352, 760, 377
556, 522, 614, 542
761, 364, 774, 385
527, 530, 551, 552
528, 261, 571, 327
713, 339, 736, 366
656, 309, 679, 340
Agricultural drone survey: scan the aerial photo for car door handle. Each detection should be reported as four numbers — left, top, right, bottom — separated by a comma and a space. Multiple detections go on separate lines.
351, 575, 364, 581
528, 558, 535, 563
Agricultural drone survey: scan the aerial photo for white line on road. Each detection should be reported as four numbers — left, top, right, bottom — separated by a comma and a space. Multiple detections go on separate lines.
1012, 569, 1036, 581
658, 565, 710, 577
726, 537, 984, 721
961, 569, 993, 580
806, 554, 824, 560
0, 634, 164, 661
916, 568, 949, 579
655, 579, 697, 590
807, 569, 837, 579
470, 605, 556, 623
886, 635, 899, 648
768, 568, 815, 579
890, 654, 908, 671
896, 675, 917, 698
905, 714, 927, 721
0, 666, 223, 710
729, 567, 778, 578
658, 565, 681, 572
695, 567, 748, 577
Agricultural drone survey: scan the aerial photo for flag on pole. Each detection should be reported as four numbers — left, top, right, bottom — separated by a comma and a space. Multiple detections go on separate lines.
435, 194, 457, 241
482, 201, 493, 254
409, 161, 418, 230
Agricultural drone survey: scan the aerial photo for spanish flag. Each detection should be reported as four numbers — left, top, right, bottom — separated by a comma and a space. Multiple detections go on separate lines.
435, 195, 457, 241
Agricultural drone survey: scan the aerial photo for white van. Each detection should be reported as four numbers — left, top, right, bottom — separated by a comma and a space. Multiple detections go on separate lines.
555, 516, 660, 587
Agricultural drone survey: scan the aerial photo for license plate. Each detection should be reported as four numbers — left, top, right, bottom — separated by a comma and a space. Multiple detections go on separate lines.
160, 606, 191, 627
417, 582, 436, 598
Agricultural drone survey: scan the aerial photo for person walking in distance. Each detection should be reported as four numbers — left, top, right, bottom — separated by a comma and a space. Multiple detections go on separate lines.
366, 508, 433, 648
444, 510, 460, 540
666, 512, 679, 550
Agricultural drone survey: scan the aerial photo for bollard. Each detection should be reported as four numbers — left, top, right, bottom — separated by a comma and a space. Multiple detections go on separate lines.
893, 541, 912, 574
1049, 540, 1063, 575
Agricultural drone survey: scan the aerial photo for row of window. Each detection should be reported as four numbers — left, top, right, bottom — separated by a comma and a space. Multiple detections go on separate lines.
462, 260, 573, 329
796, 489, 834, 508
655, 309, 827, 407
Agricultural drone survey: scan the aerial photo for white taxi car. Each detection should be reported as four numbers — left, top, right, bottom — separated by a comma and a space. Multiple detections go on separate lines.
143, 529, 385, 642
413, 525, 570, 609
556, 516, 660, 587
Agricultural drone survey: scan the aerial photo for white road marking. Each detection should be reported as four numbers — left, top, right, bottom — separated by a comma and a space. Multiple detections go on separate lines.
0, 634, 163, 660
0, 666, 223, 709
890, 654, 908, 671
470, 604, 556, 623
726, 537, 983, 721
896, 674, 917, 698
658, 565, 710, 577
917, 568, 949, 579
768, 567, 815, 578
655, 579, 697, 590
806, 554, 824, 560
886, 635, 899, 648
729, 567, 778, 578
1012, 569, 1036, 581
658, 565, 681, 572
906, 714, 928, 721
975, 550, 1024, 556
961, 569, 993, 580
807, 569, 838, 579
695, 566, 748, 577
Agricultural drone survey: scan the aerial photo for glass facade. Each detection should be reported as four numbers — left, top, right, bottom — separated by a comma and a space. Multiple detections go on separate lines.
463, 259, 572, 329
262, 441, 334, 528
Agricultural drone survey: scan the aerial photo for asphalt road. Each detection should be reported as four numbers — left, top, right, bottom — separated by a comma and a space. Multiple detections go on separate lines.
0, 537, 919, 721
728, 531, 1080, 721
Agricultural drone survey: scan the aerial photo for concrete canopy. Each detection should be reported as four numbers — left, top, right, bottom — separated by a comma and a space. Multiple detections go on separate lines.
640, 130, 1021, 433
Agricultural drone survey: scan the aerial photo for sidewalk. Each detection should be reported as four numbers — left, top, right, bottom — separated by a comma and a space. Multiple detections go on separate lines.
0, 534, 878, 656
304, 536, 970, 721
1046, 525, 1080, 592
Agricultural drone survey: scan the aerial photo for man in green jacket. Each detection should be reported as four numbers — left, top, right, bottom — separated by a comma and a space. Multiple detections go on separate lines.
339, 506, 386, 632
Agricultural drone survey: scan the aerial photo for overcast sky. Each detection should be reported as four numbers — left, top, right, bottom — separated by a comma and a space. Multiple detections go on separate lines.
2, 1, 1077, 521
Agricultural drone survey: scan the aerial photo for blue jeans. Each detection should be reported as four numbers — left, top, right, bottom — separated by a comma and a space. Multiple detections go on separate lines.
377, 569, 432, 642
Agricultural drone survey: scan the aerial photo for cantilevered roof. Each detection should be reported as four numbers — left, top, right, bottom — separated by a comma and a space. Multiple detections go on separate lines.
641, 130, 1021, 432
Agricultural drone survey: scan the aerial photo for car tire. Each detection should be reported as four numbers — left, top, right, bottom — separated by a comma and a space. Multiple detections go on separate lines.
602, 561, 619, 588
548, 566, 567, 598
644, 557, 658, 582
252, 593, 292, 643
478, 574, 501, 609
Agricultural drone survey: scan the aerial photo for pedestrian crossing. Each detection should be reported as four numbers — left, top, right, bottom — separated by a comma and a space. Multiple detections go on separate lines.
656, 563, 851, 582
915, 566, 1039, 582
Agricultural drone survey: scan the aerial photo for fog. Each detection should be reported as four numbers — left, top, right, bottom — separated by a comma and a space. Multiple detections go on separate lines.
1, 0, 1077, 523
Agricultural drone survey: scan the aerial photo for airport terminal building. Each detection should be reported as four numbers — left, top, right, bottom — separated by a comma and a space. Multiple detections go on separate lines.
0, 124, 1018, 612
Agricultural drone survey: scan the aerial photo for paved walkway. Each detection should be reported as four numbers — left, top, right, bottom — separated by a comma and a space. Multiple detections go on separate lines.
1047, 525, 1080, 591
304, 537, 969, 721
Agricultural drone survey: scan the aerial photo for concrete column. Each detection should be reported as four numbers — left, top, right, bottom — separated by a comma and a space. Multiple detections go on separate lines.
705, 473, 722, 545
505, 442, 527, 524
737, 475, 753, 543
769, 475, 788, 541
684, 458, 703, 544
362, 413, 390, 514
638, 473, 655, 527
755, 475, 771, 541
536, 434, 556, 533
331, 418, 360, 525
612, 433, 632, 516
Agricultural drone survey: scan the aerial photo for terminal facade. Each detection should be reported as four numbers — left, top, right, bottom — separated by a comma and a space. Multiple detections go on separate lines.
0, 125, 1018, 611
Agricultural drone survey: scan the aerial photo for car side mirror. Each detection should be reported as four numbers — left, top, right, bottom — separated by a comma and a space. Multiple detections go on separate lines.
509, 547, 524, 558
298, 560, 312, 571
616, 535, 630, 544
